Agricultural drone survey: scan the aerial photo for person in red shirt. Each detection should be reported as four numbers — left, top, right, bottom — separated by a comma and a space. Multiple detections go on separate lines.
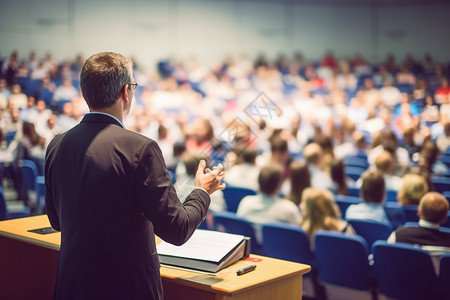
435, 77, 450, 104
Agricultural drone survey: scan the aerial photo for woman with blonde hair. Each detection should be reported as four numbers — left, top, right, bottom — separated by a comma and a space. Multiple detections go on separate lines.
397, 173, 429, 205
300, 188, 355, 241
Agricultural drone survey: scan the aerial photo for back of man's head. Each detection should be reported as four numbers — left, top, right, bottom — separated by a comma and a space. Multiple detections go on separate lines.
360, 170, 385, 204
375, 150, 393, 174
182, 152, 208, 176
303, 143, 323, 166
270, 138, 288, 154
240, 147, 258, 164
419, 192, 449, 224
258, 164, 283, 196
80, 52, 133, 110
353, 131, 366, 149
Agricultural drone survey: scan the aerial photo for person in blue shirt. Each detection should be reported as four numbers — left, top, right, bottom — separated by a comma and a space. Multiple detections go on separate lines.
345, 170, 392, 227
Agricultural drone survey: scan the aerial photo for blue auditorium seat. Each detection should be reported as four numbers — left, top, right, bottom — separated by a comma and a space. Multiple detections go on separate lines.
314, 231, 375, 300
222, 186, 257, 213
347, 219, 392, 250
372, 241, 443, 300
212, 211, 263, 255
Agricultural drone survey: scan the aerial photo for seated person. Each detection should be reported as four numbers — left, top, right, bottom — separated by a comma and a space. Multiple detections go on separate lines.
175, 152, 226, 213
303, 143, 336, 193
236, 164, 302, 242
388, 192, 450, 248
397, 173, 429, 206
285, 161, 311, 206
300, 187, 355, 245
224, 147, 260, 191
374, 150, 403, 191
345, 170, 391, 227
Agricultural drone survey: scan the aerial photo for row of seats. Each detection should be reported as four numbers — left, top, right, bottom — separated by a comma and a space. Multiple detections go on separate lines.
208, 212, 450, 300
0, 159, 45, 221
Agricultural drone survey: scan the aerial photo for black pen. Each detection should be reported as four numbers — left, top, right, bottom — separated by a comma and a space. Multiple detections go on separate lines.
236, 264, 257, 276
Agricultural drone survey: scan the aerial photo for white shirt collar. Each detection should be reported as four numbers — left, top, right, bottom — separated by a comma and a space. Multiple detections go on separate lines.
418, 219, 440, 229
87, 112, 125, 128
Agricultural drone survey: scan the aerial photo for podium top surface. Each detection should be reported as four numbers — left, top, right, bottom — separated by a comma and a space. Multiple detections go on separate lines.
0, 215, 311, 296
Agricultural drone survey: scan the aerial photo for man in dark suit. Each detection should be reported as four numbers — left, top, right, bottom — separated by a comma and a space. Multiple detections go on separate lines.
45, 52, 225, 300
388, 191, 450, 247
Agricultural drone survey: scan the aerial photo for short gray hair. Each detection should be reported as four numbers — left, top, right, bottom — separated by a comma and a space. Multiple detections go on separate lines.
80, 52, 133, 109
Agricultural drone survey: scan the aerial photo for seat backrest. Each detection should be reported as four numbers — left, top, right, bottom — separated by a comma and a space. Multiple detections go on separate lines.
314, 230, 371, 291
35, 176, 45, 214
335, 194, 362, 216
5, 131, 16, 146
347, 219, 392, 249
372, 241, 442, 300
167, 169, 176, 184
440, 254, 450, 300
344, 156, 369, 169
20, 159, 39, 192
212, 211, 262, 255
344, 166, 366, 181
441, 211, 450, 229
346, 186, 361, 197
262, 223, 315, 267
432, 176, 450, 194
384, 203, 406, 229
402, 205, 419, 223
0, 187, 7, 221
222, 186, 257, 213
385, 189, 398, 203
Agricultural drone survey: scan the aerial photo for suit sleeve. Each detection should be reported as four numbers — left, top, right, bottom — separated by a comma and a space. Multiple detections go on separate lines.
134, 140, 210, 246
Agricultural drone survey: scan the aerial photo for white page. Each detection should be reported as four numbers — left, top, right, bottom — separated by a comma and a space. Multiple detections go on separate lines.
157, 230, 245, 262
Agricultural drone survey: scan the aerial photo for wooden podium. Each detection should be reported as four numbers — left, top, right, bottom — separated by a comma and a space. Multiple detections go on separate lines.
0, 216, 311, 300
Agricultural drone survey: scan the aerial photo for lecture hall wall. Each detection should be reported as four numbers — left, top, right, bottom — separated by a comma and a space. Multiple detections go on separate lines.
1, 0, 449, 70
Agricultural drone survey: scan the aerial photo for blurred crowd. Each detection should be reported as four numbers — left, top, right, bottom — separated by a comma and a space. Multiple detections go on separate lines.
1, 49, 450, 225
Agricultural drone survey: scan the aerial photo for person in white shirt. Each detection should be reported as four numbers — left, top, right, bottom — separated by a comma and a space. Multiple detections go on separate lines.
237, 164, 302, 242
8, 84, 28, 110
225, 147, 260, 191
368, 130, 410, 169
379, 79, 402, 111
53, 79, 78, 103
374, 150, 404, 191
36, 114, 60, 147
303, 142, 336, 193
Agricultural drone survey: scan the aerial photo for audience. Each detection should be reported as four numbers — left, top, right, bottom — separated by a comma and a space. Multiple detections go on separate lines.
303, 143, 336, 193
300, 187, 355, 243
397, 173, 429, 206
330, 159, 348, 195
286, 160, 311, 205
388, 192, 450, 247
1, 51, 450, 234
236, 164, 302, 242
345, 170, 391, 227
224, 147, 260, 191
174, 152, 226, 213
373, 150, 403, 191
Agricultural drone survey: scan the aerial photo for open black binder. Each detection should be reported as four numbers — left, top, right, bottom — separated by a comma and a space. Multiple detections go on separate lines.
157, 230, 251, 273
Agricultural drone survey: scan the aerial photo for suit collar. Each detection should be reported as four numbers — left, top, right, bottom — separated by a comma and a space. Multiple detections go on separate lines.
81, 112, 124, 128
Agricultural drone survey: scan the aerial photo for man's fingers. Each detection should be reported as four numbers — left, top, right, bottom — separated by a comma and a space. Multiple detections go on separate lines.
209, 163, 223, 176
196, 160, 206, 177
216, 182, 226, 191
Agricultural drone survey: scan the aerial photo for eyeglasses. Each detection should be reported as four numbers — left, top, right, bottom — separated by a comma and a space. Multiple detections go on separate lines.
127, 83, 138, 91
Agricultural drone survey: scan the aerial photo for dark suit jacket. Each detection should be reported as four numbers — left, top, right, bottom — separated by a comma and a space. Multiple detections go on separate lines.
45, 113, 210, 300
395, 225, 450, 247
